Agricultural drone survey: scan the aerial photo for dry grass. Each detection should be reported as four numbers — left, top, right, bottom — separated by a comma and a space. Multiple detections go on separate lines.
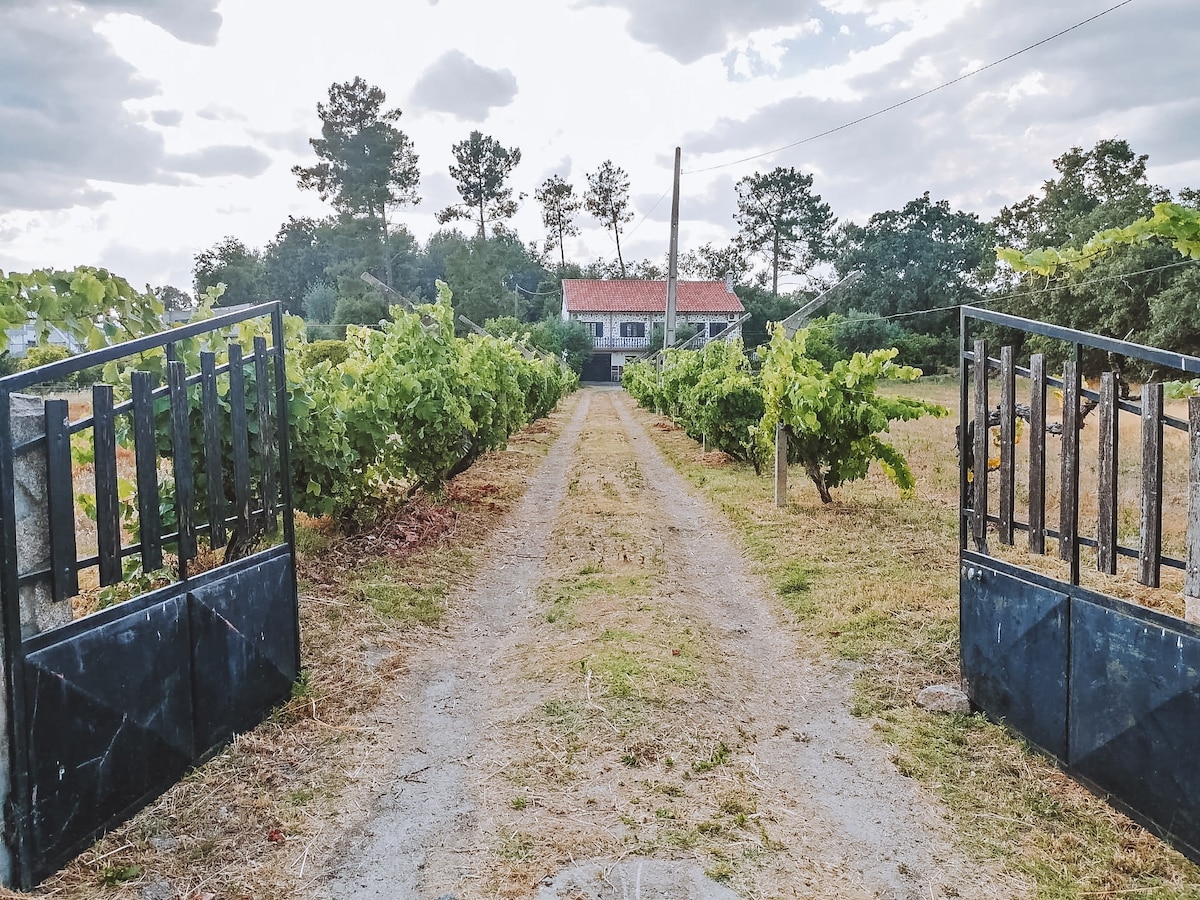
631, 379, 1200, 900
4, 396, 578, 900
466, 398, 805, 897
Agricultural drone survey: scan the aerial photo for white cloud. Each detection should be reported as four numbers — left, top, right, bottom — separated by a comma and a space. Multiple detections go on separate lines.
410, 51, 518, 122
0, 0, 1196, 291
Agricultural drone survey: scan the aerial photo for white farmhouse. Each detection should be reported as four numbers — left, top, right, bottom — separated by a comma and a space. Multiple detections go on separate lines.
562, 277, 745, 382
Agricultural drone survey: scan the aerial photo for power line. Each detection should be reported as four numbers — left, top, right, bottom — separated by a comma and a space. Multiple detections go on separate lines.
794, 257, 1199, 338
683, 0, 1139, 176
625, 188, 671, 241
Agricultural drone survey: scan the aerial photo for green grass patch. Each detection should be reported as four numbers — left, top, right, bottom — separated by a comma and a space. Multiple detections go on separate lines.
692, 741, 730, 773
349, 559, 446, 625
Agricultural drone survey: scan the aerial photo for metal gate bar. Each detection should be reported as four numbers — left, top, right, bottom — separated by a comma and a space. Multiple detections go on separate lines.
960, 306, 1200, 864
0, 303, 298, 888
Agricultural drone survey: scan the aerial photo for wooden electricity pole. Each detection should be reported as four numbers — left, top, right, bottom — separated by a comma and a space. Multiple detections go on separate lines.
664, 147, 681, 351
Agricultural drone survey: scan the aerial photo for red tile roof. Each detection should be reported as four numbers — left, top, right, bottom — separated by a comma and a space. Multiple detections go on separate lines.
563, 279, 744, 314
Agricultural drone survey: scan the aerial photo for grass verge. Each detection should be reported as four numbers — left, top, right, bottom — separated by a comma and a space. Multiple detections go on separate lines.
6, 395, 577, 900
628, 385, 1200, 899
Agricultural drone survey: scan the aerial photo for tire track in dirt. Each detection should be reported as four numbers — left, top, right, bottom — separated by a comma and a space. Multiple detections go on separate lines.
316, 392, 592, 899
311, 387, 1021, 899
605, 389, 1022, 899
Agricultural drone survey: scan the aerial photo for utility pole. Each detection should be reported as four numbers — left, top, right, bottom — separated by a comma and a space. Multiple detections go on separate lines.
664, 146, 681, 351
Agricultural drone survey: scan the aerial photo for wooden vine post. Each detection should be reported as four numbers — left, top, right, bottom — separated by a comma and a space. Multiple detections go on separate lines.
1187, 396, 1200, 622
774, 422, 788, 508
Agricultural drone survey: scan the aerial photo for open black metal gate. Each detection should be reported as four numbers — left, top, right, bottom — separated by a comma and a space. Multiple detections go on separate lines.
0, 304, 297, 888
960, 306, 1200, 862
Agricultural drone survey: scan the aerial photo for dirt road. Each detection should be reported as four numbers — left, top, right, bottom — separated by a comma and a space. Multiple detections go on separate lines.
308, 387, 1020, 899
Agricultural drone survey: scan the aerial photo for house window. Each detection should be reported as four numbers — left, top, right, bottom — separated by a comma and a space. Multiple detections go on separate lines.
619, 322, 645, 338
583, 321, 603, 338
709, 322, 725, 338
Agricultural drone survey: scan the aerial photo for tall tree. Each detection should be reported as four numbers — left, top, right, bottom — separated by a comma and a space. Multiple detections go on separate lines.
437, 131, 522, 238
680, 240, 751, 283
735, 167, 835, 296
995, 138, 1167, 250
834, 193, 994, 333
584, 161, 634, 277
302, 280, 338, 324
534, 175, 581, 269
193, 237, 264, 307
292, 77, 420, 288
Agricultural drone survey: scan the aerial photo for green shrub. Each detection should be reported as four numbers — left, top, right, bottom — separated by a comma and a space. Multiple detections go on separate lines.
300, 339, 350, 369
17, 344, 70, 372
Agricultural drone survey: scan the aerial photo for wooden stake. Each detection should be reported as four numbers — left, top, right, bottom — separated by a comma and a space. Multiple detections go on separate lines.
774, 422, 788, 508
1187, 396, 1200, 621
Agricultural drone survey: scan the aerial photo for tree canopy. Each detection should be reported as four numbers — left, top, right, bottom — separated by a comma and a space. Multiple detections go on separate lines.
834, 192, 994, 333
584, 160, 634, 277
193, 236, 263, 308
438, 131, 523, 238
535, 175, 581, 269
735, 167, 835, 296
995, 138, 1166, 251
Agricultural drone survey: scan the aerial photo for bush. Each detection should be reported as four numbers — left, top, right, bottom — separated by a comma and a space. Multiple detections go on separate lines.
624, 340, 762, 466
287, 284, 577, 522
17, 344, 70, 372
300, 339, 350, 369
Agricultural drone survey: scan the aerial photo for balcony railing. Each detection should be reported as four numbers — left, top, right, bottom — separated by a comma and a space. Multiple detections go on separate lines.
592, 335, 650, 350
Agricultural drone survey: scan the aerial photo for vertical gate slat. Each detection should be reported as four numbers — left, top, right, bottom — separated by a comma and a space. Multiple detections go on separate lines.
253, 336, 277, 533
92, 385, 122, 586
43, 399, 78, 601
972, 339, 988, 551
228, 343, 252, 539
1187, 396, 1200, 622
1059, 359, 1080, 582
999, 346, 1016, 545
1139, 383, 1164, 587
168, 361, 196, 572
132, 371, 162, 572
1097, 372, 1119, 575
1029, 354, 1047, 554
200, 352, 226, 549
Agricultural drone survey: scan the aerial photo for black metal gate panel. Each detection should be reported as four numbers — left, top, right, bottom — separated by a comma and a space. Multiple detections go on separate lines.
189, 551, 296, 750
23, 595, 193, 873
962, 553, 1200, 861
959, 306, 1200, 864
960, 563, 1068, 758
19, 549, 295, 881
1069, 594, 1200, 860
0, 303, 298, 888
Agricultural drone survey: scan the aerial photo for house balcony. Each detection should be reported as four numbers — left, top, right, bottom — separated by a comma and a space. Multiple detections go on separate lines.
592, 335, 650, 351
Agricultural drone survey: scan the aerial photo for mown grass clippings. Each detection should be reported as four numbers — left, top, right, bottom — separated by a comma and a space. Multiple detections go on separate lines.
631, 381, 1200, 899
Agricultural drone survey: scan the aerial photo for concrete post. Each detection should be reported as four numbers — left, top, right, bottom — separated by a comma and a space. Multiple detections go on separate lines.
774, 422, 788, 508
0, 394, 74, 884
13, 394, 72, 636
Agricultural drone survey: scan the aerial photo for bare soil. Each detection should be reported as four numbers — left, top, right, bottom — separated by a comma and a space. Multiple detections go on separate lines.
303, 387, 1025, 900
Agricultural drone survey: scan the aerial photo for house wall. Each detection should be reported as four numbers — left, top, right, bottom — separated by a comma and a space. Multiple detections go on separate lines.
566, 311, 741, 347
4, 325, 80, 359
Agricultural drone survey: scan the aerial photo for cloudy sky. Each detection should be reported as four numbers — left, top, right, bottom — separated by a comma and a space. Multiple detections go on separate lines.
1, 0, 1196, 293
